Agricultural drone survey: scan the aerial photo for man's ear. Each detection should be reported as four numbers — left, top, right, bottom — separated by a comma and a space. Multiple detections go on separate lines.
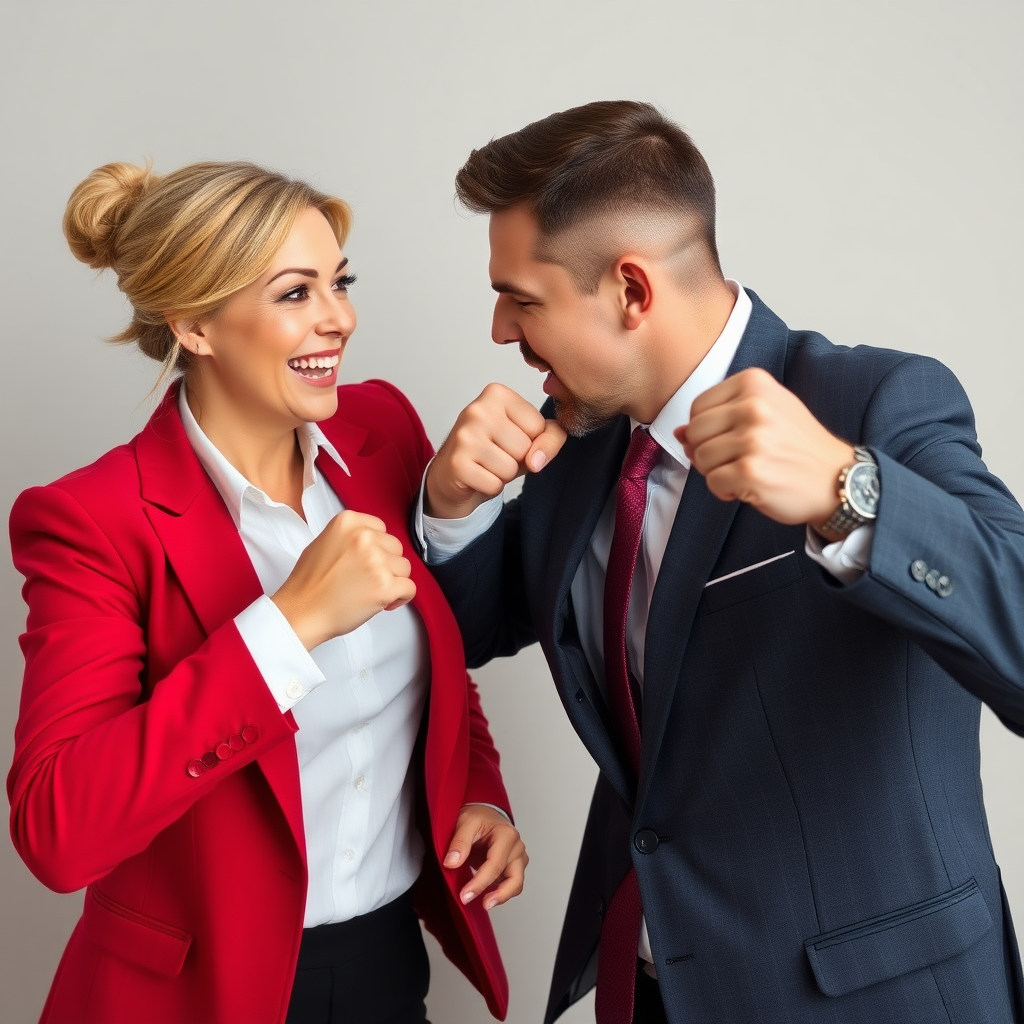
615, 257, 653, 330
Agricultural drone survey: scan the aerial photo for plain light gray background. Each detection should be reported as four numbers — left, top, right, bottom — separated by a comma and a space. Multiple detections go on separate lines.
1, 1, 1021, 1021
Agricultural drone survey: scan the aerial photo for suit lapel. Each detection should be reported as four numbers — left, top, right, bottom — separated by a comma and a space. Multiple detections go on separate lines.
315, 440, 469, 845
544, 418, 628, 712
137, 385, 311, 856
638, 293, 791, 802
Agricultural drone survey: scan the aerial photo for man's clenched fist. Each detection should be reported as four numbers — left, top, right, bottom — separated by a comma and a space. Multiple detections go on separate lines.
425, 383, 567, 520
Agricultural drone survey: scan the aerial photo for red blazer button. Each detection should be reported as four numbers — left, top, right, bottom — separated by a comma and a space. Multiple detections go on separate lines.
216, 743, 233, 760
201, 751, 218, 768
228, 734, 245, 751
187, 760, 206, 778
241, 726, 259, 745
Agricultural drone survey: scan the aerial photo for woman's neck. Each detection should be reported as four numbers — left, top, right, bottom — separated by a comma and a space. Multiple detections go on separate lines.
184, 380, 306, 514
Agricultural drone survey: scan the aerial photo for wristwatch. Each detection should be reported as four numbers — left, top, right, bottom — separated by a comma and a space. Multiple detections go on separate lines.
821, 446, 880, 537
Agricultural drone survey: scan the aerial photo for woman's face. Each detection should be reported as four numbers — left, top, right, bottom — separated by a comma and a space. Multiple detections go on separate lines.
190, 206, 356, 432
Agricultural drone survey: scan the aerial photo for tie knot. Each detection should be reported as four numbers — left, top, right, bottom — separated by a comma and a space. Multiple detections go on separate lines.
620, 427, 661, 482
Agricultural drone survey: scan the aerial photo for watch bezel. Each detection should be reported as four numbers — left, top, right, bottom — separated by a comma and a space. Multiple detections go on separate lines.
843, 460, 880, 520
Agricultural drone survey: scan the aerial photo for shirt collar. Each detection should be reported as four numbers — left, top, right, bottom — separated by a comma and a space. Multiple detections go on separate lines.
177, 384, 349, 528
640, 280, 752, 468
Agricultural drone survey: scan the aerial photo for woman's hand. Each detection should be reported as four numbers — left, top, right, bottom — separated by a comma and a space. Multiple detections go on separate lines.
271, 511, 416, 650
444, 805, 528, 911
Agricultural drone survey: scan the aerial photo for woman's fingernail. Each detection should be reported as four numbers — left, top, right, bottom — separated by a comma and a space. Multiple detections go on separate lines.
462, 891, 476, 904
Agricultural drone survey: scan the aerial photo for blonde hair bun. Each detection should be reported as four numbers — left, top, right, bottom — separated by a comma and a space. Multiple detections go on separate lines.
63, 161, 155, 270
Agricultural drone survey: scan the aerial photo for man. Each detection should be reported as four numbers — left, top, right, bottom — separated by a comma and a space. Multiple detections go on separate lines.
416, 100, 1024, 1023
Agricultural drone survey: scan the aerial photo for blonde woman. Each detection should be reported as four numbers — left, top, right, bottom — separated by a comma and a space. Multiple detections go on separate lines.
8, 161, 526, 1024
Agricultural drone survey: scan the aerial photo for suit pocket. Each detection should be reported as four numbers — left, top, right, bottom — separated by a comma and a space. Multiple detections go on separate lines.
805, 878, 992, 997
83, 886, 192, 978
701, 552, 803, 614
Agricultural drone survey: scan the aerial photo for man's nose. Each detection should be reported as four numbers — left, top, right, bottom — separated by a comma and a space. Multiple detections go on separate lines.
492, 304, 523, 346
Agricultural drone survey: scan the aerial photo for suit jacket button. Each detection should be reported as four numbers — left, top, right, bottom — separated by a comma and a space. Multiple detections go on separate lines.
924, 568, 942, 591
937, 575, 953, 598
241, 726, 259, 745
910, 559, 928, 582
229, 733, 246, 751
216, 742, 233, 760
201, 751, 218, 768
187, 759, 206, 778
635, 829, 659, 853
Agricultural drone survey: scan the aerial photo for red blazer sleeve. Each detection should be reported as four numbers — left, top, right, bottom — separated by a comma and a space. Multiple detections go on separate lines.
7, 484, 295, 894
370, 380, 512, 819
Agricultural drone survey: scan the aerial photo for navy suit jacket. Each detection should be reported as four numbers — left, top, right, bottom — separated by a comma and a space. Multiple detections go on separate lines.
429, 292, 1024, 1023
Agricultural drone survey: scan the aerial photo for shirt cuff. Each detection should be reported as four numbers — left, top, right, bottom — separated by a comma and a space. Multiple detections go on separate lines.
235, 595, 326, 711
415, 459, 504, 565
805, 524, 875, 585
463, 802, 513, 826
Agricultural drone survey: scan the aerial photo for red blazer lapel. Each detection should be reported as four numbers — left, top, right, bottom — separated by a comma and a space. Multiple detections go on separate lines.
315, 438, 469, 856
135, 383, 306, 860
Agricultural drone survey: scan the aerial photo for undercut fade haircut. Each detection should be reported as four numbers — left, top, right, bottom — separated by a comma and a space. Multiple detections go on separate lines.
455, 100, 721, 292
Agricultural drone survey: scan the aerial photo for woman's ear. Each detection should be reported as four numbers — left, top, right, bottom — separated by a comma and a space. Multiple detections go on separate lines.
166, 317, 209, 357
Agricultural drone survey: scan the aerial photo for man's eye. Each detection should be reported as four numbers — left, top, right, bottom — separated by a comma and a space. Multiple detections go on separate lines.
515, 300, 535, 309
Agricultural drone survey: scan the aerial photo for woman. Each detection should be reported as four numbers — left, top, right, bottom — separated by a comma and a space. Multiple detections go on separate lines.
7, 161, 526, 1024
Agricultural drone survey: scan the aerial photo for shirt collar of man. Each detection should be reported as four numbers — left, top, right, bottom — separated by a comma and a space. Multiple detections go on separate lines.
638, 279, 752, 469
177, 384, 350, 528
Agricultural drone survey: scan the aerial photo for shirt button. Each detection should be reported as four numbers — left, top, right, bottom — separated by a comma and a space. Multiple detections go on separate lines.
354, 775, 366, 791
343, 849, 355, 862
285, 679, 304, 699
358, 667, 369, 682
352, 722, 367, 734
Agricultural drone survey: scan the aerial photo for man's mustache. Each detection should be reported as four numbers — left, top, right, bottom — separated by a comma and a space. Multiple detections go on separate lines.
519, 341, 551, 373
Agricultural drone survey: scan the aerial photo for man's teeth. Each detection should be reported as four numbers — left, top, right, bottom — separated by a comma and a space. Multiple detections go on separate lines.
288, 354, 340, 371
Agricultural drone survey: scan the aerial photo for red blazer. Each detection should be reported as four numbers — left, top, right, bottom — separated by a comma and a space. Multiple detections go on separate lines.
8, 380, 511, 1023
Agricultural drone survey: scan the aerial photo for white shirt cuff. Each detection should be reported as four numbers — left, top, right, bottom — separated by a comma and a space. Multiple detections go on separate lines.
463, 802, 513, 826
415, 461, 504, 565
805, 524, 875, 585
235, 595, 326, 711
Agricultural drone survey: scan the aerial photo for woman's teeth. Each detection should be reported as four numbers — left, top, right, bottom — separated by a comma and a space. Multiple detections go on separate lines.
288, 354, 339, 378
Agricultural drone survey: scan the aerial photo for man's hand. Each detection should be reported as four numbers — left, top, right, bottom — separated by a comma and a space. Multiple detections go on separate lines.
271, 511, 416, 650
444, 804, 528, 911
425, 383, 567, 520
676, 368, 853, 532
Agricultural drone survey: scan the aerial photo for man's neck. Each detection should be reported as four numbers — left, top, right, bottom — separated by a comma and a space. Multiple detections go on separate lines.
628, 279, 738, 424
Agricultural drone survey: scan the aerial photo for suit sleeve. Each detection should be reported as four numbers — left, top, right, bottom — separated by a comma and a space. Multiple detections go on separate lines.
7, 484, 296, 894
832, 354, 1024, 732
371, 380, 513, 814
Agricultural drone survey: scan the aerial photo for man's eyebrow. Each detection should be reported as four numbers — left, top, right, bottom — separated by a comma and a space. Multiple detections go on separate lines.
267, 258, 348, 286
492, 280, 540, 300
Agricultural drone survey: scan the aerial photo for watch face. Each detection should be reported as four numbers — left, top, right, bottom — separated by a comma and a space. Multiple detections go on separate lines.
846, 462, 880, 518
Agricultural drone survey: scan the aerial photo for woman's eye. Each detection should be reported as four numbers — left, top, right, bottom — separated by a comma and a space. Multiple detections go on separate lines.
281, 285, 309, 302
333, 273, 358, 292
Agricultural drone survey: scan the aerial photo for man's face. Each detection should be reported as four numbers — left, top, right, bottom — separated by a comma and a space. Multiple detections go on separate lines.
488, 205, 633, 436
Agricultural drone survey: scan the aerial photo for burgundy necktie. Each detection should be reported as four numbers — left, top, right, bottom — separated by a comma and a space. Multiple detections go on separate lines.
596, 426, 661, 1024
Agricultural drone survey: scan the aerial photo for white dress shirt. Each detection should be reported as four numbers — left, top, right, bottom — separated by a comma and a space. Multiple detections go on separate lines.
179, 388, 429, 929
417, 280, 874, 964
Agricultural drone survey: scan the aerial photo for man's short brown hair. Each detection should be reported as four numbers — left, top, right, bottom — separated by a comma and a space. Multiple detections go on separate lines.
455, 100, 720, 291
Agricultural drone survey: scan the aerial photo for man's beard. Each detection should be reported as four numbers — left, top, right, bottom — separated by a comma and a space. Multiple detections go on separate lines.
551, 395, 614, 438
520, 340, 613, 438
